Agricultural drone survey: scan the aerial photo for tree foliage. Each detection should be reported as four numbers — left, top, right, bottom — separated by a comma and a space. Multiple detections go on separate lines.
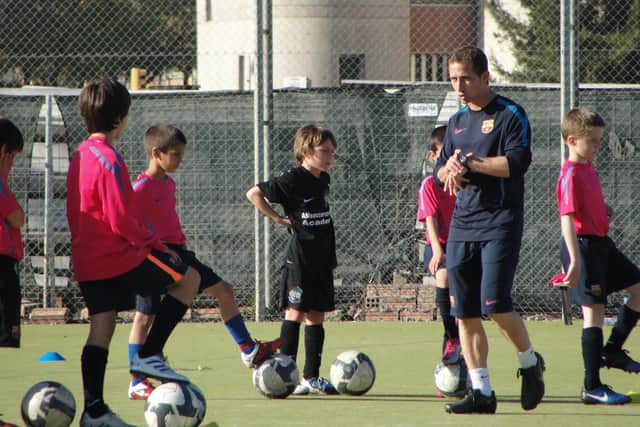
486, 0, 640, 83
0, 0, 195, 87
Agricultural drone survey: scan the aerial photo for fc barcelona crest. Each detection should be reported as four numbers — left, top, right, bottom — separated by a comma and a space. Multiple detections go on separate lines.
481, 119, 494, 134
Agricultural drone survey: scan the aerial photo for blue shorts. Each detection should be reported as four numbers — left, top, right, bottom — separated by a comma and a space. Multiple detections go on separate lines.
446, 239, 520, 318
423, 243, 446, 274
79, 249, 189, 316
561, 235, 640, 306
136, 245, 223, 314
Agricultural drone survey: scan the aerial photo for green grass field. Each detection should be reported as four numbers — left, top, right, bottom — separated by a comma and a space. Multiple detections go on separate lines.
1, 321, 639, 426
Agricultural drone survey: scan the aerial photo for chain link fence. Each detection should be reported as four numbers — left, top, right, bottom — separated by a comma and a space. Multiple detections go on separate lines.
1, 1, 638, 322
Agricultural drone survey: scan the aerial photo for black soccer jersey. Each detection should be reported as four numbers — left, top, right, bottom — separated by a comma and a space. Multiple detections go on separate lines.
433, 94, 532, 242
258, 166, 337, 273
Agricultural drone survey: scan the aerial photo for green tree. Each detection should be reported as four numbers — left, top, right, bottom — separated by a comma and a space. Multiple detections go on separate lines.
0, 0, 195, 87
486, 0, 640, 83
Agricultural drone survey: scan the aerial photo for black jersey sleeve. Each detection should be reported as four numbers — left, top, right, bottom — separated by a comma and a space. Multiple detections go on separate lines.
257, 169, 295, 205
502, 106, 532, 179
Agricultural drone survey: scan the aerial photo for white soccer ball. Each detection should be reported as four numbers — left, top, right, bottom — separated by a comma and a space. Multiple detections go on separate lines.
253, 353, 299, 399
434, 359, 469, 398
21, 381, 76, 427
329, 350, 376, 395
144, 382, 206, 427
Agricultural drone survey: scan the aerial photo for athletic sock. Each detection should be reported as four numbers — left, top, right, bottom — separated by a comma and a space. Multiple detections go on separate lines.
468, 368, 492, 397
303, 324, 324, 379
605, 304, 640, 351
224, 313, 255, 354
280, 320, 301, 361
139, 295, 188, 358
582, 327, 603, 390
81, 345, 108, 414
436, 287, 458, 340
517, 346, 538, 369
128, 343, 144, 385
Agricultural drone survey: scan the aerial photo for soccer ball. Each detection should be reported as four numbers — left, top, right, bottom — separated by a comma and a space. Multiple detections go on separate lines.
144, 382, 206, 427
434, 359, 469, 398
21, 381, 76, 427
253, 353, 299, 399
329, 350, 376, 395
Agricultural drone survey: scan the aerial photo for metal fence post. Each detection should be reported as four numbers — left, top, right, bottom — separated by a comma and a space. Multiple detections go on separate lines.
560, 0, 578, 159
262, 0, 273, 312
254, 0, 265, 321
43, 95, 53, 308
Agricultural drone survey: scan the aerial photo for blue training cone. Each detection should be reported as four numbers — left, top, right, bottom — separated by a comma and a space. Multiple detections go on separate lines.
37, 351, 66, 362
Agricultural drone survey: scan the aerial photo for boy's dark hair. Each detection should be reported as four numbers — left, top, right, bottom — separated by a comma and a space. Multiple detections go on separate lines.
143, 123, 187, 156
429, 125, 447, 153
293, 124, 337, 164
449, 46, 488, 76
0, 118, 24, 153
79, 78, 131, 133
561, 106, 606, 141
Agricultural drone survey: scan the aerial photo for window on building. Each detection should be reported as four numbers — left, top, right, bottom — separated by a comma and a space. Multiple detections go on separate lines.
412, 53, 448, 82
339, 54, 366, 81
205, 0, 212, 21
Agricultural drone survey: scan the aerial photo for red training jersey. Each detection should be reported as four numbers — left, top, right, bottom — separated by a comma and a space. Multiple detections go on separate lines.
132, 172, 186, 246
66, 135, 165, 281
556, 160, 608, 237
417, 175, 455, 244
0, 175, 23, 260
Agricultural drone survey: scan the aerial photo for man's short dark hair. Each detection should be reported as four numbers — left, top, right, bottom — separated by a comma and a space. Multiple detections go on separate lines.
0, 118, 24, 153
449, 46, 488, 77
79, 78, 131, 133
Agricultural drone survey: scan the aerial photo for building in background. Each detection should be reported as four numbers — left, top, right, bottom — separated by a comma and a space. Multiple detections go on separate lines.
196, 1, 521, 90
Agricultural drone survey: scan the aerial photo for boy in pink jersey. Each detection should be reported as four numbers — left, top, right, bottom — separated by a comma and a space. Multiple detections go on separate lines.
417, 125, 460, 366
0, 118, 24, 350
126, 124, 280, 400
67, 79, 202, 427
556, 106, 640, 405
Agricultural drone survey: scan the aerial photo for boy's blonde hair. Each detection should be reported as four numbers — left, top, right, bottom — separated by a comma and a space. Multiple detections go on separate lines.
561, 106, 606, 141
143, 123, 187, 156
293, 124, 336, 164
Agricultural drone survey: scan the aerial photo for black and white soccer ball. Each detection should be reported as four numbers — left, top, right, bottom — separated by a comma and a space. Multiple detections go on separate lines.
434, 359, 469, 398
21, 380, 76, 427
144, 382, 206, 427
329, 350, 376, 395
253, 353, 299, 399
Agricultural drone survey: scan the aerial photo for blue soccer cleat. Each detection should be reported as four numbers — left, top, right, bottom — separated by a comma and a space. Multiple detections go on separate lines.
292, 377, 339, 395
601, 347, 640, 373
581, 384, 632, 405
130, 352, 189, 383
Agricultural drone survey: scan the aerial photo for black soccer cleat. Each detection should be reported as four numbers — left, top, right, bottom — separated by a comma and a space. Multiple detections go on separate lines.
517, 351, 545, 410
445, 389, 497, 414
601, 347, 640, 373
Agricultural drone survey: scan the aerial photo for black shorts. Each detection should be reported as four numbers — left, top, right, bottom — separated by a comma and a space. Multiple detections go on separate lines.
423, 243, 447, 274
561, 235, 640, 306
0, 255, 20, 347
279, 262, 335, 312
135, 245, 222, 315
446, 239, 520, 318
80, 249, 189, 316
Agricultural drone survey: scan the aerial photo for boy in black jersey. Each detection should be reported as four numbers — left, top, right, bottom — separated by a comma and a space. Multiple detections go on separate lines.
434, 47, 545, 414
247, 124, 338, 395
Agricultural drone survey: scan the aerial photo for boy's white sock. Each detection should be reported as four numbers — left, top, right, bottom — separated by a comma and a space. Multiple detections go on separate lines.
468, 367, 492, 397
517, 346, 537, 369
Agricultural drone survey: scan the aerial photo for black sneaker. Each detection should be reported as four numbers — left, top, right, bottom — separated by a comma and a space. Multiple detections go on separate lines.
517, 352, 545, 410
601, 347, 640, 373
445, 389, 497, 414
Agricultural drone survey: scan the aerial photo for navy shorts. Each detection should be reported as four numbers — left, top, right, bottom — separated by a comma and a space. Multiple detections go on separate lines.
561, 235, 640, 306
423, 243, 446, 274
279, 262, 335, 313
0, 255, 20, 347
136, 245, 223, 314
446, 239, 520, 318
80, 249, 189, 316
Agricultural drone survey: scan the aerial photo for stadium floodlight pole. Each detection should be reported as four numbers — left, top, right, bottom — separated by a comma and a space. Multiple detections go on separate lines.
43, 95, 54, 308
254, 0, 266, 321
262, 0, 273, 312
560, 0, 578, 161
